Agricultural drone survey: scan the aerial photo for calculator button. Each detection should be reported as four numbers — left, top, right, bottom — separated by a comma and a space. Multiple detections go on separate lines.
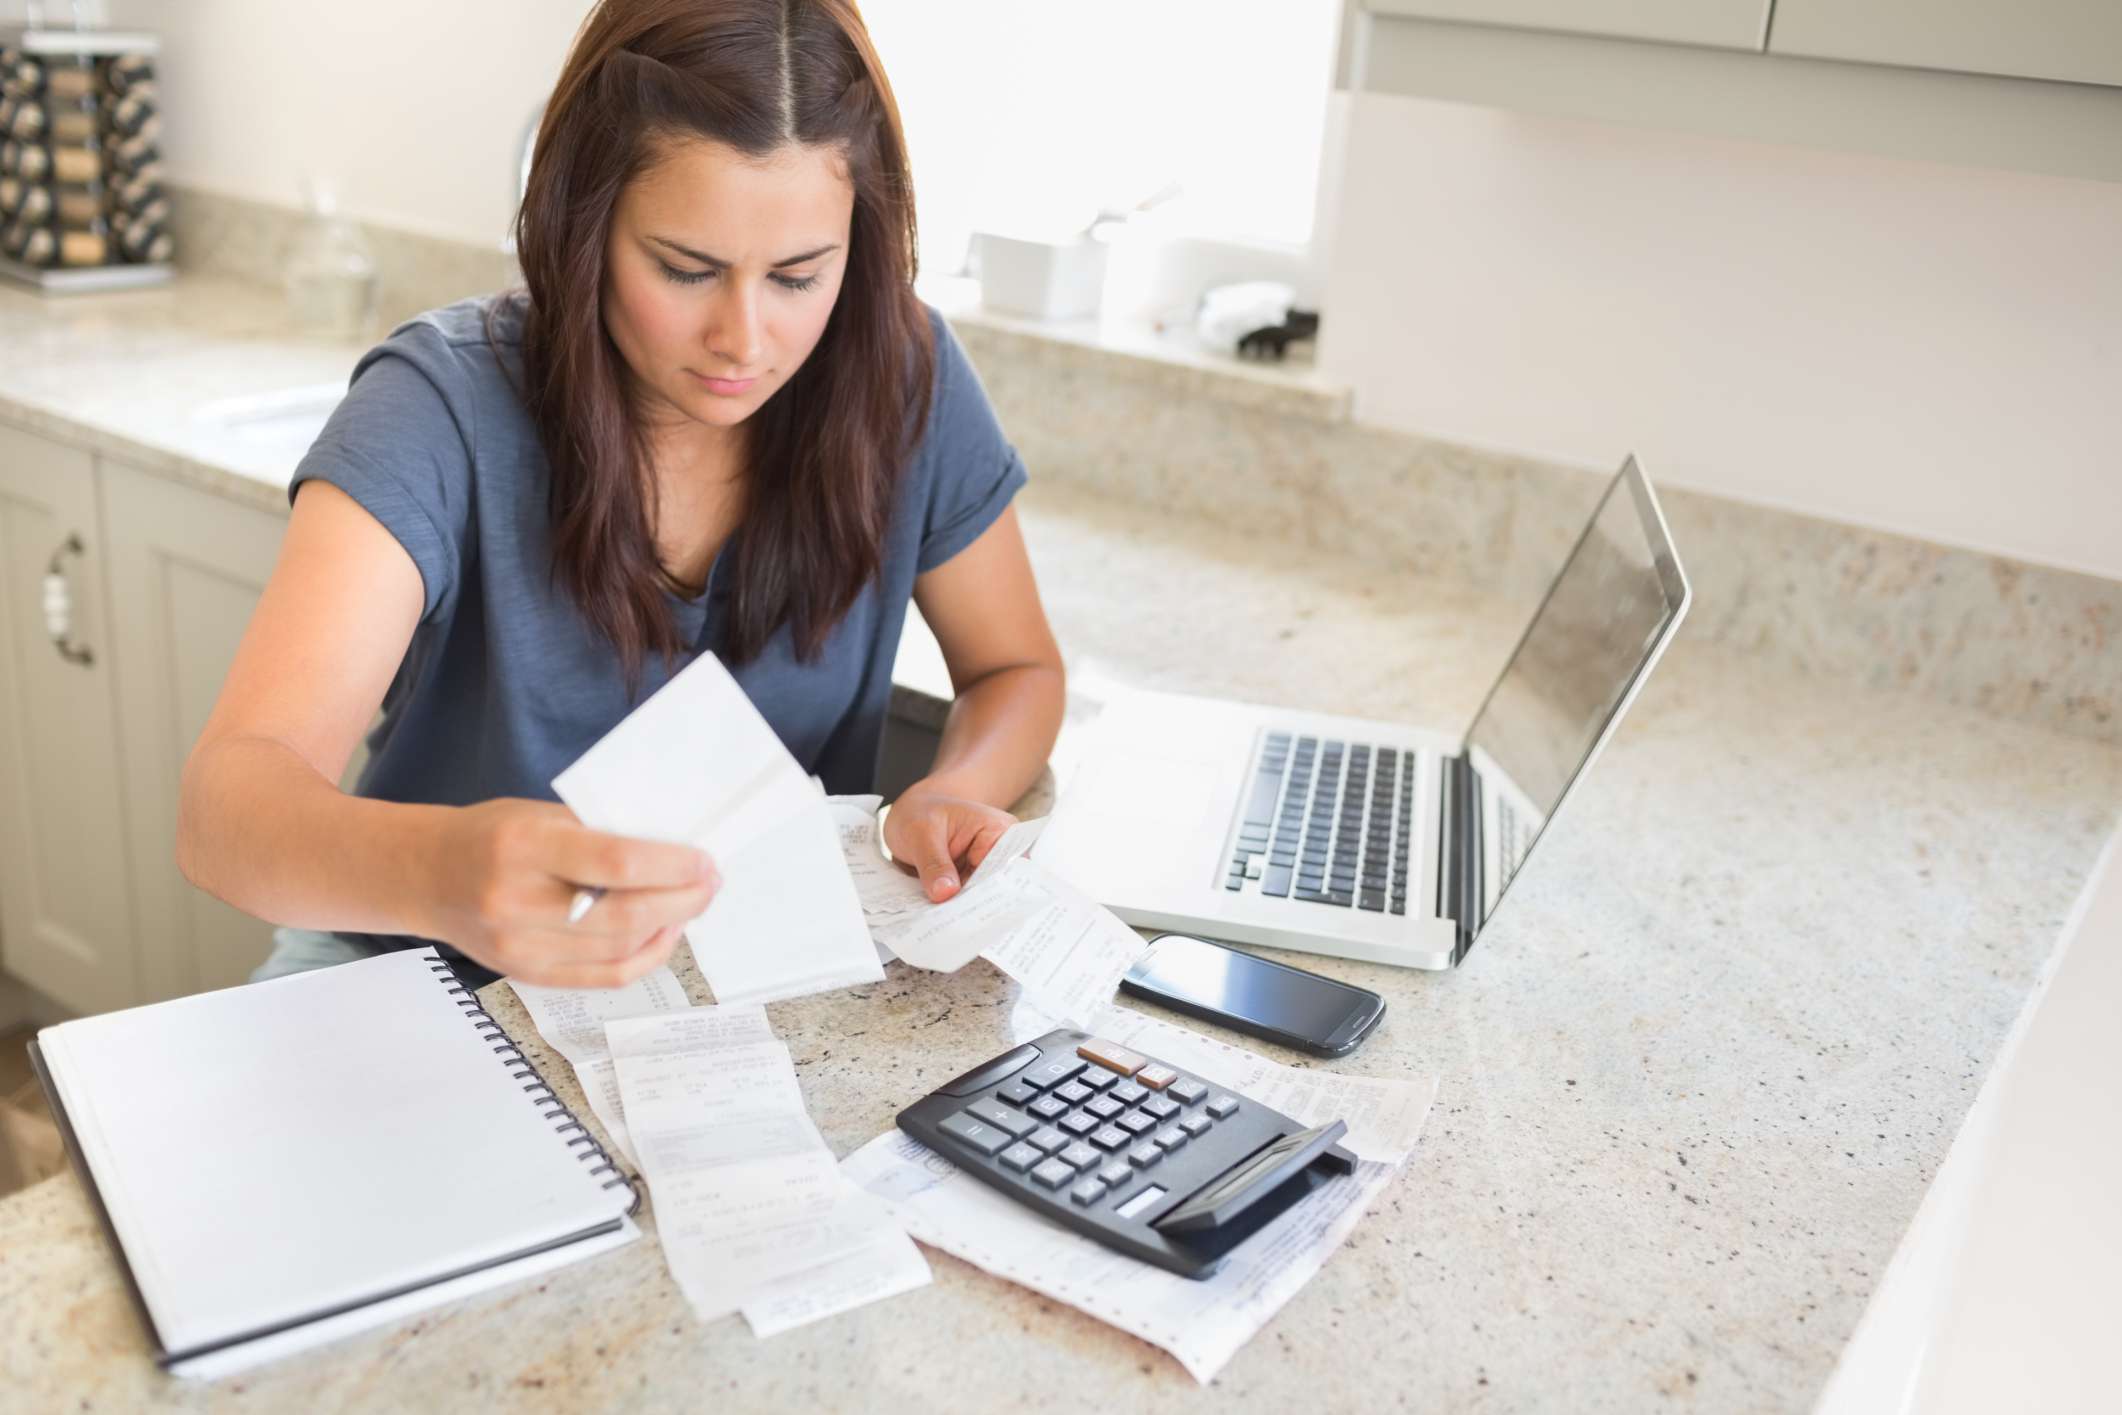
1110, 1081, 1149, 1105
967, 1099, 1035, 1137
1078, 1066, 1119, 1091
1025, 1126, 1069, 1154
1058, 1141, 1100, 1170
1205, 1094, 1240, 1119
1022, 1056, 1086, 1090
1028, 1095, 1069, 1121
1127, 1142, 1163, 1168
1054, 1081, 1094, 1105
1089, 1126, 1132, 1152
1070, 1178, 1108, 1206
939, 1113, 1013, 1156
1136, 1064, 1180, 1090
997, 1080, 1040, 1106
1096, 1160, 1134, 1187
1059, 1111, 1100, 1137
1152, 1126, 1189, 1153
1030, 1159, 1075, 1189
1140, 1095, 1180, 1122
997, 1142, 1042, 1172
1117, 1111, 1158, 1136
1085, 1095, 1125, 1121
1075, 1039, 1148, 1076
1167, 1078, 1209, 1105
1180, 1114, 1213, 1138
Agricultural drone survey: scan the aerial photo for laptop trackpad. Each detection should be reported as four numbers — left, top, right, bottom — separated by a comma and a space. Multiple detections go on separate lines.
1044, 749, 1231, 899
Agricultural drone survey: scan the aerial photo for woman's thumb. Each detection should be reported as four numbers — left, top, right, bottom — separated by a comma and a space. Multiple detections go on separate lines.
916, 815, 960, 902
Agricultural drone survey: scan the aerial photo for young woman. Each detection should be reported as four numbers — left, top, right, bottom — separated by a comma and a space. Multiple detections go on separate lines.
177, 0, 1064, 991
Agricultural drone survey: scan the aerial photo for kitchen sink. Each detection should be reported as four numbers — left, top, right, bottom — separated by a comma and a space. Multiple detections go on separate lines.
192, 383, 345, 460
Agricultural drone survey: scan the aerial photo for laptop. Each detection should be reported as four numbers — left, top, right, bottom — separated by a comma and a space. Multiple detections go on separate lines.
1035, 456, 1690, 971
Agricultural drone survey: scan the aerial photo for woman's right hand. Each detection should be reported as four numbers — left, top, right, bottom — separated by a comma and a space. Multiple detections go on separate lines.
417, 799, 721, 988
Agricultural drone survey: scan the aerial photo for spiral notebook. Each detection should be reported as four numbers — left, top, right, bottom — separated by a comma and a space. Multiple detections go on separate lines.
29, 947, 640, 1380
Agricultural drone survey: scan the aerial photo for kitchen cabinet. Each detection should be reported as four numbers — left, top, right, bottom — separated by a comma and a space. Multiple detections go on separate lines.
100, 458, 288, 999
0, 422, 141, 1015
1769, 0, 2122, 89
1338, 0, 2122, 185
1363, 0, 1769, 52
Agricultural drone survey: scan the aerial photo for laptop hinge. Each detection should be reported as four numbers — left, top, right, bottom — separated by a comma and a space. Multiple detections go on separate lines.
1437, 752, 1483, 966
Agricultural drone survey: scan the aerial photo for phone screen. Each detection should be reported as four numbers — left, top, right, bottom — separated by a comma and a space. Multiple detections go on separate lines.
1125, 936, 1376, 1045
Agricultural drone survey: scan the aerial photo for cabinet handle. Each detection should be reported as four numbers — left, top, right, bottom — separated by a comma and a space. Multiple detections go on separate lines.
41, 532, 95, 667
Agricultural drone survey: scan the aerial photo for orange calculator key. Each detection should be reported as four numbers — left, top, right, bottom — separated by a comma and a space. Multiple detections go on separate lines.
1076, 1039, 1147, 1076
1136, 1063, 1180, 1090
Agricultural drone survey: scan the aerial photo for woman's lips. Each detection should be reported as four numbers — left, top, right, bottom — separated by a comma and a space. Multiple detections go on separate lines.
691, 370, 758, 396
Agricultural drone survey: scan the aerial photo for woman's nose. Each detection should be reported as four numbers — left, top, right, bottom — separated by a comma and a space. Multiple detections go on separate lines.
706, 281, 764, 372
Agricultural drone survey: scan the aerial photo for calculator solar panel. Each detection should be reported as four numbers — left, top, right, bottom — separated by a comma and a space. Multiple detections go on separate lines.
898, 1029, 1354, 1279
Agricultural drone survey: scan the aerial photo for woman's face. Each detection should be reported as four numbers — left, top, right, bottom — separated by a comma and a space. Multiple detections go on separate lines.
603, 137, 854, 448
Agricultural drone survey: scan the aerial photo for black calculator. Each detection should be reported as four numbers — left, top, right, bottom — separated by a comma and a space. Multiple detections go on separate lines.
897, 1028, 1355, 1279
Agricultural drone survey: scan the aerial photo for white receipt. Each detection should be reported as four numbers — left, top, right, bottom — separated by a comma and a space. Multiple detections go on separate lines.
552, 652, 881, 1006
505, 966, 690, 1166
1013, 999, 1436, 1165
685, 795, 884, 1005
606, 1010, 927, 1328
845, 1129, 1409, 1384
837, 811, 1150, 1028
829, 795, 931, 924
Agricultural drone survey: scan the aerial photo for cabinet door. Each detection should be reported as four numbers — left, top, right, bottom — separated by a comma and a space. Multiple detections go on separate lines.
1362, 0, 1772, 52
0, 424, 141, 1014
1770, 0, 2122, 89
100, 460, 294, 999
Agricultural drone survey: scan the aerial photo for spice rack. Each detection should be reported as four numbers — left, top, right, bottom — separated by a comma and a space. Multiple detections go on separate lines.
0, 25, 171, 293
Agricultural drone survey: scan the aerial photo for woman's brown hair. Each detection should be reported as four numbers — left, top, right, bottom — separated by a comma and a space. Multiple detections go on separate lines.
500, 0, 933, 688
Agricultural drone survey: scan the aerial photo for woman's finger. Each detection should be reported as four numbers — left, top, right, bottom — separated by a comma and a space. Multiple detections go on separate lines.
915, 808, 963, 902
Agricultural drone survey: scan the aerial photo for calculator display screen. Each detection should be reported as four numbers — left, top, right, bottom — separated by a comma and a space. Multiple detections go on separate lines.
1128, 936, 1370, 1044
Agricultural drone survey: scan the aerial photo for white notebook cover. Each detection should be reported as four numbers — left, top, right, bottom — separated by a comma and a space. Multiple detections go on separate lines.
34, 948, 637, 1372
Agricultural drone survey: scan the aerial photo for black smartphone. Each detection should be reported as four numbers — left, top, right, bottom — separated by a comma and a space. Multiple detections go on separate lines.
1119, 934, 1386, 1057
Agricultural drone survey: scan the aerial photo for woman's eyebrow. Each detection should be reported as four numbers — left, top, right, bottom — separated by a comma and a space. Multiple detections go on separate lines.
647, 235, 840, 268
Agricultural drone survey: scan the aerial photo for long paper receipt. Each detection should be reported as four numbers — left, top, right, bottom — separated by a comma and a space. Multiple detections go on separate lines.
607, 1008, 928, 1334
506, 965, 690, 1166
830, 800, 1148, 1028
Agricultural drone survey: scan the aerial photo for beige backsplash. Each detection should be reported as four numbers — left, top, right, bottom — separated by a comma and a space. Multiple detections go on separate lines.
167, 184, 2121, 747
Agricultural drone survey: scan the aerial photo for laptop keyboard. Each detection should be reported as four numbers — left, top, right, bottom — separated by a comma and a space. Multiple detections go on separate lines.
1225, 733, 1413, 914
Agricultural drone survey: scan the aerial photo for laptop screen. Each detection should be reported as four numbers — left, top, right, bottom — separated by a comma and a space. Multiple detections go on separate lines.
1460, 459, 1688, 938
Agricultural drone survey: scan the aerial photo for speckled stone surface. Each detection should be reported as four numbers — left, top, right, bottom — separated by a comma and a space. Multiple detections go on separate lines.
4, 255, 2122, 1409
3, 473, 2119, 1412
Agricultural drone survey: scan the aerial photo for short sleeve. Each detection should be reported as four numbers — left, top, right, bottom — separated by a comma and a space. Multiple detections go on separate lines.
915, 312, 1029, 574
288, 322, 476, 624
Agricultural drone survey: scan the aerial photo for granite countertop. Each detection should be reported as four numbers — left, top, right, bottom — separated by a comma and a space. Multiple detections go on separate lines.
2, 275, 2119, 1412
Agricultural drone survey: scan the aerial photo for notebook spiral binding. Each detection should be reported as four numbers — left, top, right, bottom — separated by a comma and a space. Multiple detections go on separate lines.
427, 958, 644, 1216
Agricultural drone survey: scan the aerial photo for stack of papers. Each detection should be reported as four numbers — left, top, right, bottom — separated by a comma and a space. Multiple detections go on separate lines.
848, 1002, 1439, 1382
830, 798, 1149, 1027
553, 654, 883, 1005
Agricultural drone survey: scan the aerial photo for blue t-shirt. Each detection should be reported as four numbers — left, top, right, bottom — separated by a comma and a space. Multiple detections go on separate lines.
288, 290, 1025, 981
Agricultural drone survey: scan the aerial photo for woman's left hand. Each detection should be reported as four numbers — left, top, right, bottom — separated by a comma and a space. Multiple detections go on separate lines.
883, 784, 1018, 903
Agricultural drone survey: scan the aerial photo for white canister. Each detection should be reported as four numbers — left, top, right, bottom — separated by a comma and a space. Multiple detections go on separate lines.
973, 230, 1109, 321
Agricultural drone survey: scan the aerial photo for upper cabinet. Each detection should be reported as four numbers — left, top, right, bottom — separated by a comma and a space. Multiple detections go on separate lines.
1365, 0, 1771, 52
1338, 0, 2122, 185
1769, 0, 2122, 89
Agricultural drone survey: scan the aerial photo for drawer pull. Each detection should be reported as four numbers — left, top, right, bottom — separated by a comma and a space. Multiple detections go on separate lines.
41, 532, 94, 667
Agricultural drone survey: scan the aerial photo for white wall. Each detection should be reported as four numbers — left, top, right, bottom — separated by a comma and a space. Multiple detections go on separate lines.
97, 0, 588, 247
1320, 94, 2122, 581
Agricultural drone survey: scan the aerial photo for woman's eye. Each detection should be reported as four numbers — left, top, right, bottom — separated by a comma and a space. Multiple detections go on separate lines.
774, 273, 820, 292
657, 261, 819, 293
